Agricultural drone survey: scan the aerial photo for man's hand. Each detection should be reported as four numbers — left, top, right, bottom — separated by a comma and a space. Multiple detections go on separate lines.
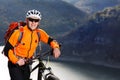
53, 48, 61, 58
16, 58, 25, 66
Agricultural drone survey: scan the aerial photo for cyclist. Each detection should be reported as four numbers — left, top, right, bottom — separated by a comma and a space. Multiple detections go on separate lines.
6, 9, 61, 80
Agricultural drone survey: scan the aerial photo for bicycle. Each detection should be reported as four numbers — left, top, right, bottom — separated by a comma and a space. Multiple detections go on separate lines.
27, 49, 60, 80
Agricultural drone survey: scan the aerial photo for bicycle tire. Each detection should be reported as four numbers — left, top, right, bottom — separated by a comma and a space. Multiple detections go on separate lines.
45, 73, 60, 80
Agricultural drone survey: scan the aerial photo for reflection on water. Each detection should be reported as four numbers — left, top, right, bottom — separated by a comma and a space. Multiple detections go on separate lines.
45, 61, 82, 80
31, 60, 120, 80
1, 51, 120, 80
31, 60, 82, 80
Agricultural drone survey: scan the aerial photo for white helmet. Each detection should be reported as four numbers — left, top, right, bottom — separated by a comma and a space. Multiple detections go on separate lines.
26, 9, 42, 20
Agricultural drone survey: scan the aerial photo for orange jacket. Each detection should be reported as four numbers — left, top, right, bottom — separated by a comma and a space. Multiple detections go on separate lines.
8, 25, 59, 64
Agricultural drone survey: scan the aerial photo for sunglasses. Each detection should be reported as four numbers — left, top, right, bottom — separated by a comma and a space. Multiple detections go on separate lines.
28, 18, 39, 22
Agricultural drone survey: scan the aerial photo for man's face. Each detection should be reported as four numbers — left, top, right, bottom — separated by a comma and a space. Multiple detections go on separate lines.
27, 18, 40, 30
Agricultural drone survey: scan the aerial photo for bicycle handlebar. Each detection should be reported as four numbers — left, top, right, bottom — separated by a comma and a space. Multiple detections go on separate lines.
26, 43, 61, 64
25, 49, 53, 65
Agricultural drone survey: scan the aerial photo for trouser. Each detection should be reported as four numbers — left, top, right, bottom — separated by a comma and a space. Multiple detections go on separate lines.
8, 61, 30, 80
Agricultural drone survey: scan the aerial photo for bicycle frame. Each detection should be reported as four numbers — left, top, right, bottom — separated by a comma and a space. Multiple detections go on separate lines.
30, 58, 43, 80
29, 50, 60, 80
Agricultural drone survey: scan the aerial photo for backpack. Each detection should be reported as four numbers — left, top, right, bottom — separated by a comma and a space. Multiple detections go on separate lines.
4, 21, 26, 44
2, 21, 40, 57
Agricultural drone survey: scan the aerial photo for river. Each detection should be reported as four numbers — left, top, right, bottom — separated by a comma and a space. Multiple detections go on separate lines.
30, 60, 120, 80
1, 50, 120, 80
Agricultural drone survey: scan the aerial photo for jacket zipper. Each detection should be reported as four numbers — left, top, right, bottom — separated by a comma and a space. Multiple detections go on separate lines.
27, 31, 33, 58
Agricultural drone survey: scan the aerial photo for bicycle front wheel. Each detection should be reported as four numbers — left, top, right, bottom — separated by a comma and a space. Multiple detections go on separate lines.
45, 74, 60, 80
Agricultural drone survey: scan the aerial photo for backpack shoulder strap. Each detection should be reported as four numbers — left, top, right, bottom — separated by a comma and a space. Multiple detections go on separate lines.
36, 29, 41, 51
36, 29, 40, 41
18, 27, 24, 42
14, 27, 24, 47
37, 32, 40, 41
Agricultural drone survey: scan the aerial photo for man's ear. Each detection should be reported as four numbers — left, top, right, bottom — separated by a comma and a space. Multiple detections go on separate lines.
25, 19, 28, 27
26, 18, 29, 23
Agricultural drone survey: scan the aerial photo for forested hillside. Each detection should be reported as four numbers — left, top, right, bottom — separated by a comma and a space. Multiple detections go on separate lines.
60, 5, 120, 67
62, 0, 120, 14
0, 0, 87, 45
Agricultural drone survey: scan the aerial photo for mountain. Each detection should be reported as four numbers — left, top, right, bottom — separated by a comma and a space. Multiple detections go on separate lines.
0, 0, 88, 45
60, 5, 120, 67
62, 0, 120, 14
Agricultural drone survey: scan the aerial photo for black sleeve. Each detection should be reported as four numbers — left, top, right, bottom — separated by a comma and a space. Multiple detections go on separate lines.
47, 37, 54, 45
3, 41, 14, 57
